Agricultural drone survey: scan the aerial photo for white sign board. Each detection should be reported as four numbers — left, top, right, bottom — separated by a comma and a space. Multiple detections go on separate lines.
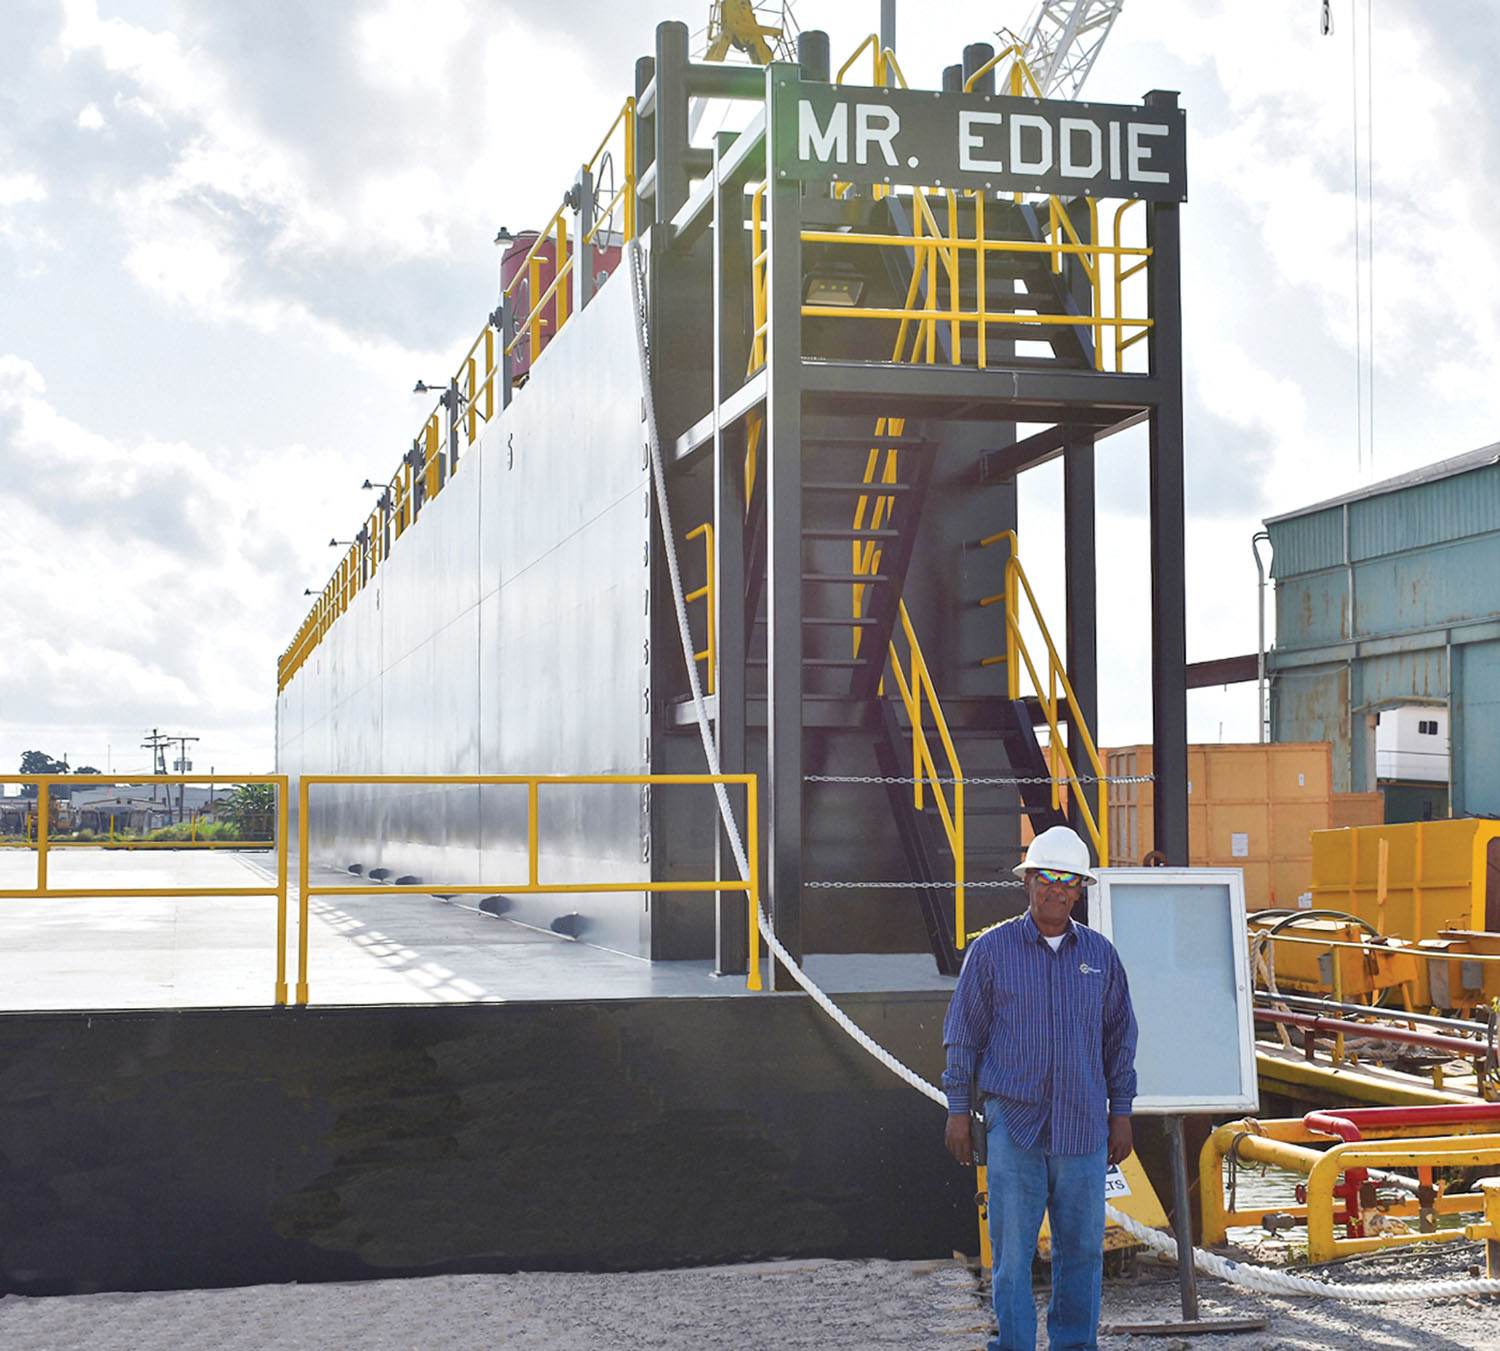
1094, 867, 1259, 1115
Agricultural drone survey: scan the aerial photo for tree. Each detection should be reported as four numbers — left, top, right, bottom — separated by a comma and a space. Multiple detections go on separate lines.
18, 750, 67, 799
218, 783, 277, 841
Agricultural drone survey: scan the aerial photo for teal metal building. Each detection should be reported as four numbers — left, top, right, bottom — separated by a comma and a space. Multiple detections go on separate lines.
1265, 442, 1500, 815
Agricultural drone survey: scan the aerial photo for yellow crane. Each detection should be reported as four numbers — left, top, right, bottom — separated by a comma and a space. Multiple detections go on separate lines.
703, 0, 793, 65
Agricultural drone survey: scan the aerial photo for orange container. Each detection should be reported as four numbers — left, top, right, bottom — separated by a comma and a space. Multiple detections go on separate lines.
1105, 743, 1378, 911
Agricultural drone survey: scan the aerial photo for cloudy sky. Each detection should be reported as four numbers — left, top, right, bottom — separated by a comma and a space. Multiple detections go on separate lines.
2, 0, 1497, 777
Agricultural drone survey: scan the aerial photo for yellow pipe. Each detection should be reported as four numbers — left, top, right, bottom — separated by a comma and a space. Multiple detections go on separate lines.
1307, 1135, 1500, 1262
1200, 1118, 1327, 1246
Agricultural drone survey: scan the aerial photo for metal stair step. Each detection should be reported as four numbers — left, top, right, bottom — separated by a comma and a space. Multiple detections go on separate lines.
803, 480, 915, 493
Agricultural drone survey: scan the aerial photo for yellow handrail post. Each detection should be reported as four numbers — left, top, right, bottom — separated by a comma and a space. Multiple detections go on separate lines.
275, 776, 290, 1006
528, 780, 540, 888
624, 97, 637, 241
36, 780, 49, 894
747, 783, 762, 991
955, 776, 966, 948
296, 776, 311, 1005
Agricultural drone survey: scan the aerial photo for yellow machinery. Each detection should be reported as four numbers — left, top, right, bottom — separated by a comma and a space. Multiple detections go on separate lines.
1309, 818, 1500, 941
1251, 912, 1418, 1004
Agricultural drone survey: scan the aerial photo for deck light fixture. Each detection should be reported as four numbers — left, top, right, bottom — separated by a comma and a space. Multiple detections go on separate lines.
803, 267, 866, 308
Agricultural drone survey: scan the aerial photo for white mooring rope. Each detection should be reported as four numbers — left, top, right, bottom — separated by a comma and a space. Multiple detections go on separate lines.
626, 238, 1500, 1304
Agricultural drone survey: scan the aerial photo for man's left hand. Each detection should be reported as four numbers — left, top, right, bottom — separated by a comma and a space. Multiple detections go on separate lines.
1106, 1115, 1133, 1166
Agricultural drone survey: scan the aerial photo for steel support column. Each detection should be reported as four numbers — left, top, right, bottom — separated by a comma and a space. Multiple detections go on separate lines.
713, 130, 749, 976
653, 23, 691, 227
1063, 431, 1098, 872
764, 63, 804, 981
1145, 89, 1189, 866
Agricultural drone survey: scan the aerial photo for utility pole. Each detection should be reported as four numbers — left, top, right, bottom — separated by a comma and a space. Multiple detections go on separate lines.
141, 729, 169, 818
170, 735, 199, 826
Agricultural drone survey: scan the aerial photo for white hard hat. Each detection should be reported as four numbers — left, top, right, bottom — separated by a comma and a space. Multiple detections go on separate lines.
1012, 825, 1098, 885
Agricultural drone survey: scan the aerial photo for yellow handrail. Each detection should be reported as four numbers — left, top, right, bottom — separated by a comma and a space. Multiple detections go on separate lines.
1112, 199, 1152, 371
797, 211, 1150, 374
295, 773, 761, 1001
0, 775, 292, 1004
505, 204, 572, 363
977, 530, 1109, 865
886, 603, 967, 945
685, 522, 716, 695
583, 96, 637, 245
963, 42, 1043, 98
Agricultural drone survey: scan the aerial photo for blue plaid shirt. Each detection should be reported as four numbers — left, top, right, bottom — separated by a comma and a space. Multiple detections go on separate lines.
942, 911, 1137, 1155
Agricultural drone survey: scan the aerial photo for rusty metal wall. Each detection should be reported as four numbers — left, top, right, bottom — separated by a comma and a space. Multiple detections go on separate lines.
277, 272, 654, 957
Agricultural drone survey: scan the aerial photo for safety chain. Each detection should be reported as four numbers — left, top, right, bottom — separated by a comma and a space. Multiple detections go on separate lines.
806, 879, 1023, 889
805, 773, 1156, 786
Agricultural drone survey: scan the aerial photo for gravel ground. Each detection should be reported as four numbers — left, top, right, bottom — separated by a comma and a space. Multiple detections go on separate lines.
2, 1245, 1499, 1350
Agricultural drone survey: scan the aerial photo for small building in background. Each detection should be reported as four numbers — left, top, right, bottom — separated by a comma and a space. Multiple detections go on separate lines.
1374, 705, 1449, 822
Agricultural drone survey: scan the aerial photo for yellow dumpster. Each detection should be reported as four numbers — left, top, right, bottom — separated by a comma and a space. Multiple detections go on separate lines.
1308, 819, 1500, 942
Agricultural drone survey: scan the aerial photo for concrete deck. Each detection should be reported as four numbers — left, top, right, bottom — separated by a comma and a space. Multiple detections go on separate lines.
0, 847, 954, 1011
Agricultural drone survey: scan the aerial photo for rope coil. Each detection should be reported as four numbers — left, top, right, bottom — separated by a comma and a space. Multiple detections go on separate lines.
627, 237, 1499, 1304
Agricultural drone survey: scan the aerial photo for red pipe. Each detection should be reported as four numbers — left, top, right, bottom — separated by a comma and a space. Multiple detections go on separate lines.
1311, 1103, 1500, 1129
1301, 1112, 1370, 1216
1304, 1111, 1362, 1143
1257, 1008, 1489, 1060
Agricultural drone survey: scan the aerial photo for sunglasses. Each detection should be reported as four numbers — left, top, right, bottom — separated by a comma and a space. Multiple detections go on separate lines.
1035, 868, 1085, 888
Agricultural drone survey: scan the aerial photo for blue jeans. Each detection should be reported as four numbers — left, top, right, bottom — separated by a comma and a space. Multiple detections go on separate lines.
985, 1102, 1106, 1351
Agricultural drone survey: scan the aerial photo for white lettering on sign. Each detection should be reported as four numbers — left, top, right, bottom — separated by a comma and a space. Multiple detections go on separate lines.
1059, 117, 1101, 178
1128, 122, 1170, 183
958, 110, 1005, 172
856, 104, 900, 166
799, 100, 848, 162
794, 93, 1179, 195
1009, 113, 1053, 176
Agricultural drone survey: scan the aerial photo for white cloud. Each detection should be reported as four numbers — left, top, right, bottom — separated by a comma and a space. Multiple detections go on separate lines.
0, 352, 374, 767
0, 172, 47, 208
76, 101, 106, 131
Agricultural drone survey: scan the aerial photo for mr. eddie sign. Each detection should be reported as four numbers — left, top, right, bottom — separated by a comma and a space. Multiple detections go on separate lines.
772, 79, 1186, 202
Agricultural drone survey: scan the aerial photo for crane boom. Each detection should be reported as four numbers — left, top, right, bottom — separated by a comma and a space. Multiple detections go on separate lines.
1011, 0, 1125, 100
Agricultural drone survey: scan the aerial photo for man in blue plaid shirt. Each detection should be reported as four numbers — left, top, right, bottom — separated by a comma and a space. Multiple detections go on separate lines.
942, 826, 1137, 1351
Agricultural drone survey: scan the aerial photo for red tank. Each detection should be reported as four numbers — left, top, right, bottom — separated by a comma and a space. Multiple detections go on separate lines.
499, 231, 624, 378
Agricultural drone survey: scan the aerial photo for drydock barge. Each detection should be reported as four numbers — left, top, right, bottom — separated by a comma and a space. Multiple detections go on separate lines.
4, 22, 1199, 1292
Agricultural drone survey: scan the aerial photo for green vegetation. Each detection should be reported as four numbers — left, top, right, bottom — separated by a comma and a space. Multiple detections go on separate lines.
216, 783, 277, 841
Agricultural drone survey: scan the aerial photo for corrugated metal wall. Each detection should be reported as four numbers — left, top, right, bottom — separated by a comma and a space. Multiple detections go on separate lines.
1266, 453, 1500, 813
